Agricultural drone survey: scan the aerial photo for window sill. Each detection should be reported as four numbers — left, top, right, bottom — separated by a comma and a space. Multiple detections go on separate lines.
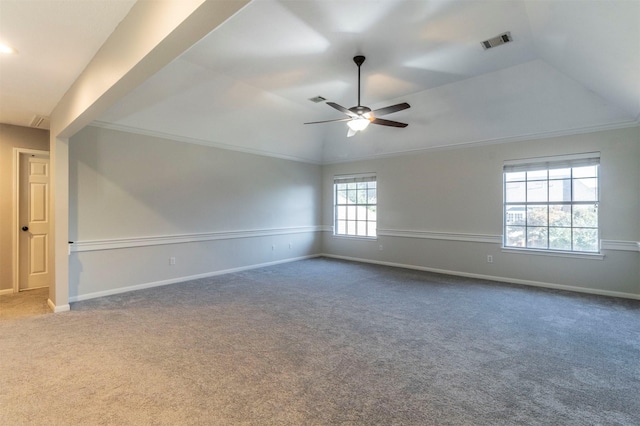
332, 234, 378, 241
501, 247, 604, 260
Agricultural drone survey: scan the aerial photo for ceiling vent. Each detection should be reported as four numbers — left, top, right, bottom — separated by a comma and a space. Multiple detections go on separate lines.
481, 31, 513, 50
29, 115, 50, 129
308, 96, 327, 103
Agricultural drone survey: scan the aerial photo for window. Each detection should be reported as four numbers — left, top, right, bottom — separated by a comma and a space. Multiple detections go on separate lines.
503, 153, 600, 253
334, 174, 377, 237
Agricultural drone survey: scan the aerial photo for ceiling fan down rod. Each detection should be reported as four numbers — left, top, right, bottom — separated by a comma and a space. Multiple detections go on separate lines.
354, 55, 365, 108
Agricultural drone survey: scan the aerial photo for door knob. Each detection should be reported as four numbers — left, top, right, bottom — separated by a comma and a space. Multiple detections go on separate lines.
21, 226, 29, 231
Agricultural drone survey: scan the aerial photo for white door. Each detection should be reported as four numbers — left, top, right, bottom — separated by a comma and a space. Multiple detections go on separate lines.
19, 155, 50, 290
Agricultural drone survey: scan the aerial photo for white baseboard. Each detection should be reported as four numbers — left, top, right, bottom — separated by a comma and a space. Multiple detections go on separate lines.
48, 299, 70, 313
0, 288, 14, 296
69, 254, 321, 303
322, 254, 640, 300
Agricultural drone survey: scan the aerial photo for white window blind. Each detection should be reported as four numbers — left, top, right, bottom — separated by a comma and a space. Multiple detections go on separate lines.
333, 173, 377, 184
504, 152, 600, 173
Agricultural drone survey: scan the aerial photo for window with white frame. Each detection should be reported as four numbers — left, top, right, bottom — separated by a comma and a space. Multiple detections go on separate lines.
503, 153, 600, 253
334, 174, 377, 237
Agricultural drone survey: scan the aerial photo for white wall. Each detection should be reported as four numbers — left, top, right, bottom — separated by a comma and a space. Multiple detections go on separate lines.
68, 126, 322, 300
322, 126, 640, 298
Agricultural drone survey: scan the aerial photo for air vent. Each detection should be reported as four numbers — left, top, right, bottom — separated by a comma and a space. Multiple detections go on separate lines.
29, 115, 50, 129
481, 31, 513, 50
308, 96, 327, 103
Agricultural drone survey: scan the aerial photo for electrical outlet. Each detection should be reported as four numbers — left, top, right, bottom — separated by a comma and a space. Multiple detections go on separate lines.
271, 244, 276, 251
169, 257, 176, 265
487, 255, 493, 263
379, 244, 383, 251
289, 242, 292, 249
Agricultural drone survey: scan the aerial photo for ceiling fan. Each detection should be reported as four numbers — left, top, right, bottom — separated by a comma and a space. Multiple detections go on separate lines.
304, 55, 410, 137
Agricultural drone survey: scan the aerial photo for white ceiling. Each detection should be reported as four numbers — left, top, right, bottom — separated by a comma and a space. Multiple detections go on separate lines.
2, 0, 639, 164
0, 0, 137, 128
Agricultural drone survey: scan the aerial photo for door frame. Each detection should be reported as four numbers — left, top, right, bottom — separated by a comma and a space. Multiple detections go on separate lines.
12, 148, 50, 293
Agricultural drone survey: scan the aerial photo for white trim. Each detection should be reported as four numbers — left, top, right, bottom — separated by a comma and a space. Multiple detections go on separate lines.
12, 148, 50, 294
322, 254, 640, 300
323, 121, 639, 165
95, 119, 639, 167
47, 299, 70, 313
69, 255, 320, 303
377, 229, 501, 244
333, 172, 377, 182
503, 151, 600, 168
371, 229, 638, 255
70, 226, 322, 252
331, 235, 378, 242
502, 247, 605, 260
90, 122, 322, 165
601, 240, 640, 252
320, 225, 334, 233
0, 288, 14, 296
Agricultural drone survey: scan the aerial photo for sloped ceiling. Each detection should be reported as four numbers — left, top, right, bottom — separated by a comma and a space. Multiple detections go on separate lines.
96, 0, 639, 164
3, 1, 638, 164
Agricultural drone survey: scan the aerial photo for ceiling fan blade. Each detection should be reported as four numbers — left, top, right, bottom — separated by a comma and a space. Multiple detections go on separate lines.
304, 117, 351, 125
327, 102, 359, 118
370, 102, 410, 117
306, 57, 411, 129
371, 118, 408, 128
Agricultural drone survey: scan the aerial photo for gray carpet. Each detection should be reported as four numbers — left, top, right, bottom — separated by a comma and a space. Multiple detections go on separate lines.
1, 258, 638, 425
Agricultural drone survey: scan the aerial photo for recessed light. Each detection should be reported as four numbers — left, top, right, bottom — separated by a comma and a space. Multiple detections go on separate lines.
0, 42, 18, 55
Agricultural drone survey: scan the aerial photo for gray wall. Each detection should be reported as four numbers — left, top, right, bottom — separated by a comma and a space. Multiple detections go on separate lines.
68, 125, 638, 301
68, 126, 322, 300
322, 126, 640, 297
0, 124, 49, 291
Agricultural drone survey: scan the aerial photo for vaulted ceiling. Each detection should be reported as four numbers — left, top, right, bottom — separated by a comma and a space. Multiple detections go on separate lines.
2, 0, 639, 164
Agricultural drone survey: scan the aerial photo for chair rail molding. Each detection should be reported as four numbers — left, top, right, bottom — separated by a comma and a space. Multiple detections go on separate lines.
70, 226, 323, 252
376, 229, 502, 244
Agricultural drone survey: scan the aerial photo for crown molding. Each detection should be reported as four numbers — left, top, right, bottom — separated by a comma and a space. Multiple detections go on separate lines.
90, 121, 322, 165
322, 119, 640, 164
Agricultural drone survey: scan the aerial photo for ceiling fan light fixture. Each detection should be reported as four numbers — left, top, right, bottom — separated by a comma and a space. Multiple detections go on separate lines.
347, 117, 370, 131
303, 55, 410, 132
